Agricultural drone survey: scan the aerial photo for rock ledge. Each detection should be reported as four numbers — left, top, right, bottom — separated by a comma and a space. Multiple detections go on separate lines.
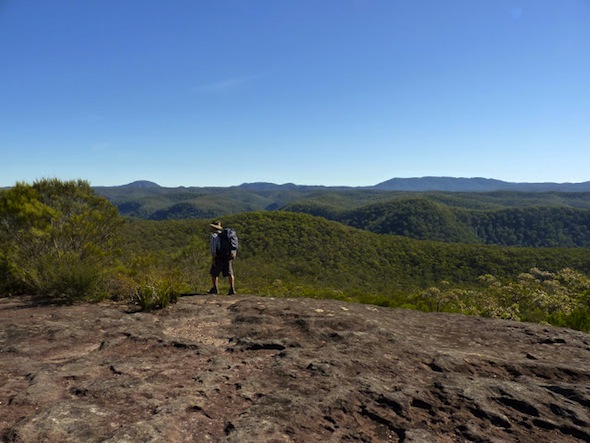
1, 295, 590, 442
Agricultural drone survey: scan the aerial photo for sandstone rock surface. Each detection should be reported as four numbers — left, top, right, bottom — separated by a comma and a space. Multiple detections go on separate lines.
1, 295, 590, 442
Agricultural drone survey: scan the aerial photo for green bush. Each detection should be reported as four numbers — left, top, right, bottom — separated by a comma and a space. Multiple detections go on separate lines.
133, 276, 182, 311
113, 253, 193, 311
0, 179, 123, 301
34, 254, 107, 302
548, 308, 590, 332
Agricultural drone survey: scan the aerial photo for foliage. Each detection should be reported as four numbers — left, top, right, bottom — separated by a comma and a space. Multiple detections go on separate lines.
96, 185, 313, 220
457, 207, 590, 247
112, 210, 590, 328
342, 197, 480, 242
417, 268, 590, 331
132, 279, 178, 311
119, 211, 590, 310
111, 238, 207, 311
286, 197, 590, 247
0, 179, 122, 300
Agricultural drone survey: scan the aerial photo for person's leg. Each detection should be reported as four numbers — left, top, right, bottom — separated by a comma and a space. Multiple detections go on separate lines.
207, 277, 218, 294
208, 260, 220, 294
228, 274, 235, 295
224, 259, 236, 295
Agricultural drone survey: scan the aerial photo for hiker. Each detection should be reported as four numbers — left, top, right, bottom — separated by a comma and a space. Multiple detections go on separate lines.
208, 220, 237, 295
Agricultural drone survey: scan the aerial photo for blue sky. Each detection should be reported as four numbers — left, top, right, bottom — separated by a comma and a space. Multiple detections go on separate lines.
1, 0, 589, 187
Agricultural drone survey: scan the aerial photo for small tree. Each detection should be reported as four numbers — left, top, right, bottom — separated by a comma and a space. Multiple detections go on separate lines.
0, 179, 123, 300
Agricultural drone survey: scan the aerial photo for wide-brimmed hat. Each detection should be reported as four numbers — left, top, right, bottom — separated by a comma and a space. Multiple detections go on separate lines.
210, 220, 223, 230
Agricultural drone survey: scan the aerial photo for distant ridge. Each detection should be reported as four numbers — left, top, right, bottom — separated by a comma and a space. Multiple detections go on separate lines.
373, 176, 590, 192
234, 177, 590, 192
101, 177, 590, 192
237, 182, 301, 190
236, 182, 350, 191
120, 180, 161, 189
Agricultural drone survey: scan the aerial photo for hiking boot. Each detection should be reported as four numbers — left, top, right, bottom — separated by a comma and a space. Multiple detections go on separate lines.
207, 287, 218, 295
228, 288, 236, 295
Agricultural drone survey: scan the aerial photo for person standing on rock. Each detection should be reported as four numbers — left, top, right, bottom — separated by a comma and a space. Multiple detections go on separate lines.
208, 220, 237, 295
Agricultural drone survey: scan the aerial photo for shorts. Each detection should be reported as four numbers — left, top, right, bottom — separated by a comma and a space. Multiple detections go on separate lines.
210, 256, 233, 277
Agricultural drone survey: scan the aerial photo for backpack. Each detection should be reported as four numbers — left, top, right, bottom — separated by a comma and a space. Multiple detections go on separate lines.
218, 227, 238, 259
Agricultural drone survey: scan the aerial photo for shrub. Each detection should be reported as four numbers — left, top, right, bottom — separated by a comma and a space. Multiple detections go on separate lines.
133, 276, 182, 311
0, 179, 122, 301
114, 253, 192, 311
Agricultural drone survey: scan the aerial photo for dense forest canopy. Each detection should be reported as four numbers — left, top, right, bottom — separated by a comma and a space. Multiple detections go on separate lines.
119, 211, 590, 329
94, 184, 590, 248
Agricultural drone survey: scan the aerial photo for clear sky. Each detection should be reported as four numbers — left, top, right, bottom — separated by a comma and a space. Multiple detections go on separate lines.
1, 0, 589, 187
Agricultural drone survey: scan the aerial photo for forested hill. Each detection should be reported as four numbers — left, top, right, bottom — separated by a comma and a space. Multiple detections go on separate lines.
283, 196, 590, 248
94, 182, 590, 248
120, 211, 590, 294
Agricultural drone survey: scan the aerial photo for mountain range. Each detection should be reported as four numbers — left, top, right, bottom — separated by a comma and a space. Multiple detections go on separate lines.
373, 176, 590, 192
114, 177, 590, 192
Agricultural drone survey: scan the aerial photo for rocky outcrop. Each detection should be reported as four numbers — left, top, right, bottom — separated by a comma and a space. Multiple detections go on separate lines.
1, 295, 589, 442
